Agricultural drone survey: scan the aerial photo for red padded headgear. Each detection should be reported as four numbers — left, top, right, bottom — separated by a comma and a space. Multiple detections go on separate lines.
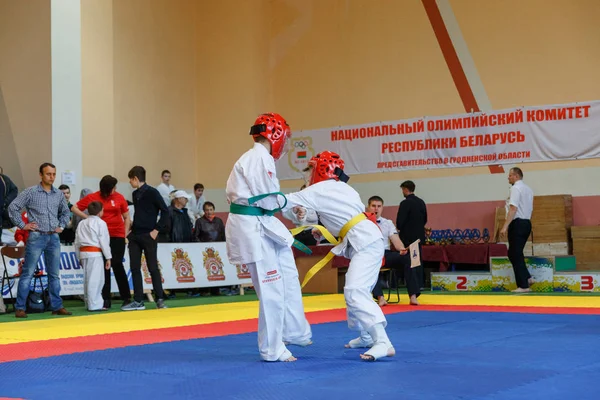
250, 113, 291, 160
308, 151, 346, 185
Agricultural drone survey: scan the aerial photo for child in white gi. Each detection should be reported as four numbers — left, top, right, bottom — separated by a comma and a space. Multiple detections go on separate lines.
75, 201, 112, 311
225, 113, 312, 362
282, 151, 395, 361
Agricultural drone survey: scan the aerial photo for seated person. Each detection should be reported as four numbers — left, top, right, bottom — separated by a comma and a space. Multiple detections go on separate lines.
158, 190, 194, 243
193, 202, 225, 242
367, 196, 419, 306
194, 202, 230, 296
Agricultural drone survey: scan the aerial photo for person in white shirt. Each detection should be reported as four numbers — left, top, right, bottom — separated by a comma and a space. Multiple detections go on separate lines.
74, 201, 112, 311
366, 196, 420, 306
187, 183, 206, 223
156, 170, 175, 206
226, 112, 312, 363
282, 151, 395, 362
500, 167, 534, 293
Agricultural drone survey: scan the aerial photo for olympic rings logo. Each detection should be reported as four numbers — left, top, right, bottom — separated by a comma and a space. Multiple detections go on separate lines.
294, 141, 309, 149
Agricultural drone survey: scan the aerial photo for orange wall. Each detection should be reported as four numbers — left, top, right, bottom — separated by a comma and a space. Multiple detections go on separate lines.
75, 0, 600, 203
81, 0, 198, 188
112, 0, 197, 187
194, 0, 271, 189
197, 0, 600, 189
0, 0, 51, 188
81, 0, 115, 180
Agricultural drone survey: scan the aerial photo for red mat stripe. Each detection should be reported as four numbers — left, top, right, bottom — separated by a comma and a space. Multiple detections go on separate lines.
0, 308, 349, 363
1, 304, 598, 363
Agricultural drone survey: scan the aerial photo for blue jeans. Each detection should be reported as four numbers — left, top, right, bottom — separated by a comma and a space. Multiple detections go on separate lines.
16, 231, 63, 311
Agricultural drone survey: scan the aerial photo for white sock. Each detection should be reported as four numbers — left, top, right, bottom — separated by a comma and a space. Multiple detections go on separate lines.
368, 323, 391, 346
359, 330, 373, 343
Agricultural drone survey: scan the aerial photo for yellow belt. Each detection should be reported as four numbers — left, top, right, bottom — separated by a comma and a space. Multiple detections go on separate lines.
290, 213, 367, 288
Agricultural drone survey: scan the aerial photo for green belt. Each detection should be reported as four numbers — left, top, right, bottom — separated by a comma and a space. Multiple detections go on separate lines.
229, 191, 287, 216
228, 191, 312, 255
229, 203, 275, 216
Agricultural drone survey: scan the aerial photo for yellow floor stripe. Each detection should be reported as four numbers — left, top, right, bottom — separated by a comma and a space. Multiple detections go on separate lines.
1, 293, 599, 345
0, 295, 346, 345
417, 294, 600, 308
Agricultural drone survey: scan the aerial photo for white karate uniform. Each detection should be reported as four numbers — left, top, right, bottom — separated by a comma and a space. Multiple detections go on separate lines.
225, 143, 312, 361
156, 182, 175, 207
75, 216, 112, 311
283, 180, 390, 343
187, 194, 205, 223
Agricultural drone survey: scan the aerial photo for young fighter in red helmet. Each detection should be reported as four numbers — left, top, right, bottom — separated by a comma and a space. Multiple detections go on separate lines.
282, 151, 395, 361
225, 113, 312, 363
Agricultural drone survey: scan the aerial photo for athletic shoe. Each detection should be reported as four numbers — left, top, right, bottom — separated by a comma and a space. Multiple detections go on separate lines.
121, 301, 145, 311
156, 299, 168, 309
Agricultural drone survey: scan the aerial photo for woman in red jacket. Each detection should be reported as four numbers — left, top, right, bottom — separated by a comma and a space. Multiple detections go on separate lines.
72, 175, 132, 309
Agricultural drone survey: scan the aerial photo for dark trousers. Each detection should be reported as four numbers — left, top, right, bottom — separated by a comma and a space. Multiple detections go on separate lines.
373, 250, 421, 298
295, 230, 317, 246
102, 237, 131, 302
414, 242, 424, 289
128, 232, 164, 302
508, 218, 532, 289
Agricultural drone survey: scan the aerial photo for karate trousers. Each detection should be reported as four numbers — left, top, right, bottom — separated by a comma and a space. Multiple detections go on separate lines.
81, 255, 105, 311
344, 238, 388, 332
247, 238, 312, 361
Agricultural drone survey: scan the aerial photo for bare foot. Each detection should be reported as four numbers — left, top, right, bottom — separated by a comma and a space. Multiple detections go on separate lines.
283, 356, 297, 362
409, 295, 419, 306
378, 297, 388, 307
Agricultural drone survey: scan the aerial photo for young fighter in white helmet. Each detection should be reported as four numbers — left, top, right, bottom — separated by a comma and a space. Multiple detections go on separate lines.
282, 151, 395, 361
225, 113, 312, 362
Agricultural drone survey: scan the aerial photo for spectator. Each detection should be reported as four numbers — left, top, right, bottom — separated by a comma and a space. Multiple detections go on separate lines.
127, 200, 134, 222
367, 196, 418, 306
8, 162, 72, 318
187, 183, 205, 222
194, 201, 225, 243
194, 200, 230, 296
0, 172, 4, 244
156, 170, 175, 206
72, 175, 132, 309
159, 190, 194, 243
122, 166, 169, 311
396, 180, 427, 289
58, 184, 76, 244
74, 201, 112, 312
0, 167, 18, 243
72, 188, 93, 232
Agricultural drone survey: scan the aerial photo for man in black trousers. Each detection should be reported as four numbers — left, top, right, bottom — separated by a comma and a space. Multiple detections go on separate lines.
396, 180, 427, 291
122, 166, 170, 311
500, 167, 534, 293
367, 196, 420, 306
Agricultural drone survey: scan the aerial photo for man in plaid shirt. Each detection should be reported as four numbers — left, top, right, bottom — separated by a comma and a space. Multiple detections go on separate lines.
8, 163, 72, 318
